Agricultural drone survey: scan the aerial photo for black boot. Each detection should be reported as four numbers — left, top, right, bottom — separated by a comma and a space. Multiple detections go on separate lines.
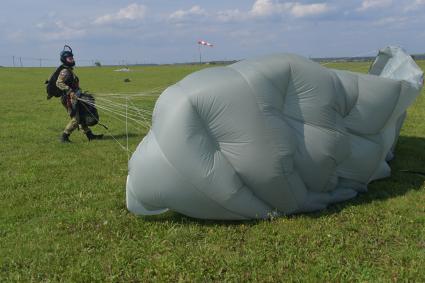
86, 131, 103, 141
60, 132, 71, 143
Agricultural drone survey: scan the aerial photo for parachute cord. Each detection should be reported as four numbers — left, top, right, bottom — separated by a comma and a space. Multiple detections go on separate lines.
77, 91, 158, 163
104, 128, 131, 155
126, 97, 130, 161
78, 98, 151, 129
81, 97, 151, 122
93, 101, 152, 120
320, 49, 378, 66
81, 100, 145, 130
127, 98, 152, 127
77, 97, 132, 156
83, 97, 150, 118
92, 84, 168, 98
95, 96, 152, 115
94, 102, 150, 125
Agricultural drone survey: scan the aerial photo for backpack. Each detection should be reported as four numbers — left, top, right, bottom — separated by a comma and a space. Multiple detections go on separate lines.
45, 65, 66, 99
78, 93, 99, 127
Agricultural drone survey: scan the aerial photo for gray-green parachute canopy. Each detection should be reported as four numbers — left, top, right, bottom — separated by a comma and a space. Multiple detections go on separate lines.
126, 46, 423, 220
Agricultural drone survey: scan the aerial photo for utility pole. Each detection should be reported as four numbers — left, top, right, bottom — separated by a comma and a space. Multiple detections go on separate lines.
19, 57, 23, 67
12, 56, 15, 67
39, 58, 42, 67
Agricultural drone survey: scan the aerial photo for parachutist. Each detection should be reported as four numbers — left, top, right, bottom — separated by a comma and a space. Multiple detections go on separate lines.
45, 45, 104, 142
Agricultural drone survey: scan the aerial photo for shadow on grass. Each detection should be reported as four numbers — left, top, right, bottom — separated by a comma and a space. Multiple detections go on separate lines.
141, 211, 262, 226
46, 128, 144, 141
138, 135, 425, 224
102, 132, 140, 140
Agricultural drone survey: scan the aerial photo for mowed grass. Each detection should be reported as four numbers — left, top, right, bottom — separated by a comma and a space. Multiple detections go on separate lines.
1, 61, 424, 282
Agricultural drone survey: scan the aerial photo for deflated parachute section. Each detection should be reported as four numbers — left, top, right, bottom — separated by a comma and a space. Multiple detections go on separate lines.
126, 46, 423, 220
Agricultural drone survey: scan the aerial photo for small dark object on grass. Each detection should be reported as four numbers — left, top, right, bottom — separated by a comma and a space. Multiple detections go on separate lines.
124, 78, 131, 83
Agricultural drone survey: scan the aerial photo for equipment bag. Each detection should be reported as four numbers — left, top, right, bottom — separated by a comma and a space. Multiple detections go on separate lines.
78, 93, 99, 127
45, 66, 66, 99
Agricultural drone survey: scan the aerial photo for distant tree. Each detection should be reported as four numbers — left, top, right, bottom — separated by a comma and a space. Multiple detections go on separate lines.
94, 61, 102, 67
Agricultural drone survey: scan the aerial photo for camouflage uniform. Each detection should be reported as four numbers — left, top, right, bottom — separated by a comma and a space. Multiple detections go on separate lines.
56, 66, 90, 135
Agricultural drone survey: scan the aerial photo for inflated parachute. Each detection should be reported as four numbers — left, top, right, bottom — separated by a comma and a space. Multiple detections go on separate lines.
126, 46, 423, 220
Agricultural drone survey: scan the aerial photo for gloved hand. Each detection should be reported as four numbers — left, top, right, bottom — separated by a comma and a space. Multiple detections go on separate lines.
75, 90, 82, 98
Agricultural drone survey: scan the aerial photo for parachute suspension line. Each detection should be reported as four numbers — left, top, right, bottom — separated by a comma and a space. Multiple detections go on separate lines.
95, 97, 152, 116
99, 98, 152, 127
97, 103, 150, 129
88, 96, 152, 120
104, 128, 131, 154
96, 106, 144, 130
93, 102, 148, 127
92, 84, 168, 98
320, 48, 379, 66
85, 103, 143, 153
76, 85, 161, 158
79, 102, 149, 155
97, 103, 149, 124
77, 97, 131, 155
127, 98, 152, 127
79, 98, 151, 129
95, 96, 152, 131
93, 91, 157, 97
125, 96, 130, 161
78, 92, 154, 127
82, 101, 141, 127
95, 96, 153, 114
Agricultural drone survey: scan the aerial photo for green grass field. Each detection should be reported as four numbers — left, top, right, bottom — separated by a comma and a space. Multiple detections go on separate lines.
1, 61, 424, 282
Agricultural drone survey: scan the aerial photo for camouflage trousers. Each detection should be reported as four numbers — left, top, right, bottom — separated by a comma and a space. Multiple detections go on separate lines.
63, 110, 90, 135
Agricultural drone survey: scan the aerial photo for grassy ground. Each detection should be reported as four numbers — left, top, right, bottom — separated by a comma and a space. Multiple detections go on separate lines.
0, 61, 424, 282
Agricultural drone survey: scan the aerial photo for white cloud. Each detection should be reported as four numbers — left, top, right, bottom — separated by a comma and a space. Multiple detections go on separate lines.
169, 5, 206, 21
34, 19, 87, 41
250, 0, 292, 17
251, 0, 277, 16
217, 0, 326, 23
41, 20, 87, 40
404, 0, 425, 12
372, 16, 408, 26
290, 3, 329, 17
243, 0, 330, 19
94, 3, 146, 25
357, 0, 392, 11
217, 9, 245, 22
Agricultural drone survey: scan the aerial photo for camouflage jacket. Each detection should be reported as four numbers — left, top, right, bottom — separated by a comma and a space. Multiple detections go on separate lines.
56, 65, 80, 93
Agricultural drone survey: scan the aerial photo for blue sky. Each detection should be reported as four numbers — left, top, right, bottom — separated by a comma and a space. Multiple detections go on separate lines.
1, 0, 424, 66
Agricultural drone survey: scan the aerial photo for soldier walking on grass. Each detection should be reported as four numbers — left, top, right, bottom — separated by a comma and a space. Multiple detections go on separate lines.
53, 46, 103, 143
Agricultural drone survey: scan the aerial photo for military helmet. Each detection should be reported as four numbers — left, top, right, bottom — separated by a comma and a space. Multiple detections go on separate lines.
60, 45, 75, 67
